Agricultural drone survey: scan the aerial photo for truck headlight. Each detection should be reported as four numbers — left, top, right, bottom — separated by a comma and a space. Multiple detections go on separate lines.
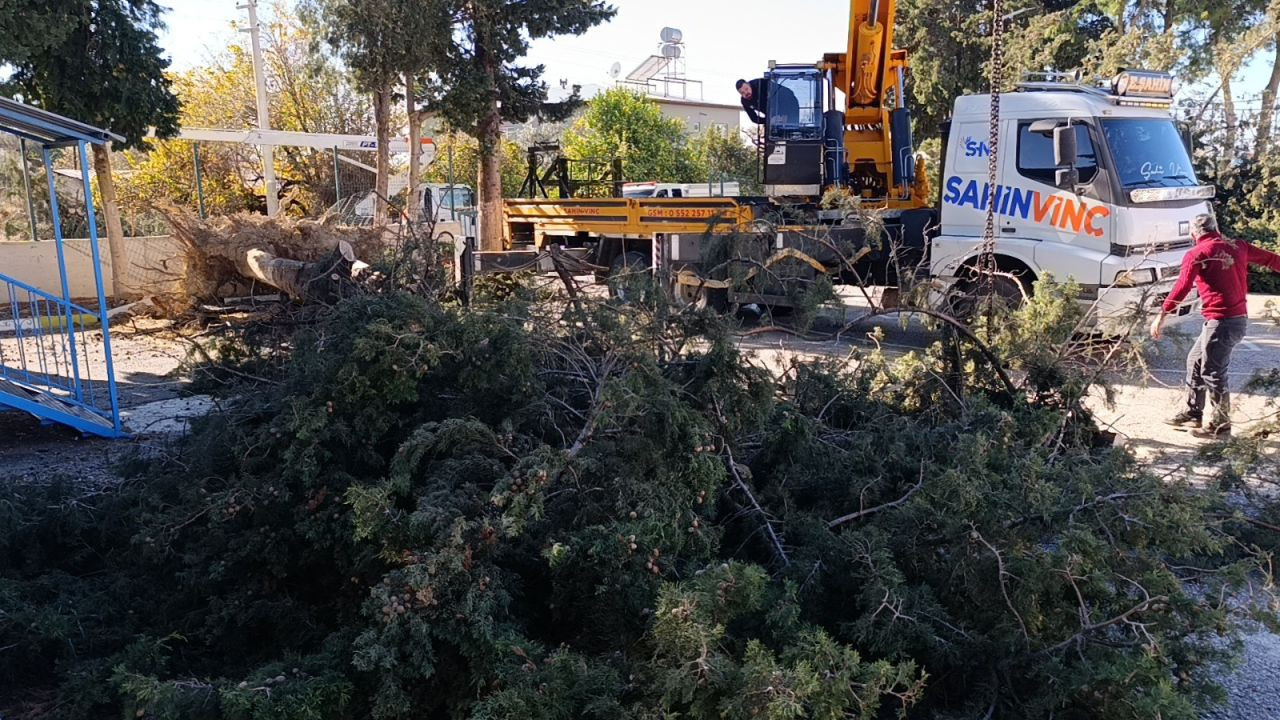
1113, 268, 1158, 287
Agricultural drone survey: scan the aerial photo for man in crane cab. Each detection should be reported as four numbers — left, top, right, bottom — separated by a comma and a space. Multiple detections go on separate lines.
736, 78, 799, 127
737, 78, 767, 124
1151, 213, 1280, 438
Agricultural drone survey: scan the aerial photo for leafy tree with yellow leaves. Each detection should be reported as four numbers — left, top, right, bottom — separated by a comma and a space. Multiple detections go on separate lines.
117, 2, 374, 221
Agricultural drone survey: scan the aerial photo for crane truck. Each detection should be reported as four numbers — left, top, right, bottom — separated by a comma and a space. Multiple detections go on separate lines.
474, 0, 1212, 326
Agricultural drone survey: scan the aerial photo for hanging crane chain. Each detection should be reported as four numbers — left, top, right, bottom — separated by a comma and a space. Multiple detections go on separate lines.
980, 0, 1005, 299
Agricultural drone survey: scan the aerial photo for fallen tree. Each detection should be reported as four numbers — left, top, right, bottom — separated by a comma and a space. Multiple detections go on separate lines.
1, 284, 1274, 720
160, 207, 388, 307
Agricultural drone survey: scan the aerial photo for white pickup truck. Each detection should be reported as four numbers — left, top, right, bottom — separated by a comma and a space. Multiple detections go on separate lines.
621, 181, 742, 199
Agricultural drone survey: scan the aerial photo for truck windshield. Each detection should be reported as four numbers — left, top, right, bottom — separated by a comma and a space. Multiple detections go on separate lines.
1101, 119, 1197, 188
768, 71, 822, 140
438, 187, 474, 210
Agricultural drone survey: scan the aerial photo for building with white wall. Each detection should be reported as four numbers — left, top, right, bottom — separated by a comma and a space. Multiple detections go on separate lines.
649, 96, 741, 135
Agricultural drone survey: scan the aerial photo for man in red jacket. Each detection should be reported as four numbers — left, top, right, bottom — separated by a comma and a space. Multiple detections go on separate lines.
1150, 213, 1280, 438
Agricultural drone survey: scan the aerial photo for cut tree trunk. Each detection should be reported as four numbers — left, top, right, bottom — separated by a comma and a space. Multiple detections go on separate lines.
91, 143, 129, 300
406, 76, 421, 223
236, 244, 354, 302
373, 86, 392, 225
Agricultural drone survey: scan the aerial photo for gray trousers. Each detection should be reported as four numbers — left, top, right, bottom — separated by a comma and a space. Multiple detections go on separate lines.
1184, 317, 1248, 426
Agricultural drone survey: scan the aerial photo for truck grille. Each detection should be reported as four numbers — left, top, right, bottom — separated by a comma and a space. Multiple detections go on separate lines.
1109, 239, 1193, 257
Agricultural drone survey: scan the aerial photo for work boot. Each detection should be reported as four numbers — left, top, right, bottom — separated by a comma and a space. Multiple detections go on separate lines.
1190, 423, 1232, 440
1164, 410, 1202, 429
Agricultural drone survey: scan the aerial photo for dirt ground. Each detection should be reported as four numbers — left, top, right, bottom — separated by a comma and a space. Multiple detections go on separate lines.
740, 294, 1280, 476
0, 317, 191, 485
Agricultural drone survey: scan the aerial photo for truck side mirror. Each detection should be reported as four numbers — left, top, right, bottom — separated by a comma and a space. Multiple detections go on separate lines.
1055, 167, 1080, 190
1029, 119, 1059, 134
1053, 125, 1077, 168
423, 190, 434, 221
1178, 122, 1195, 155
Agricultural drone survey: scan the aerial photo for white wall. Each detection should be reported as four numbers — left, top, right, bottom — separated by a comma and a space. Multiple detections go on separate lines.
0, 236, 184, 301
656, 102, 741, 136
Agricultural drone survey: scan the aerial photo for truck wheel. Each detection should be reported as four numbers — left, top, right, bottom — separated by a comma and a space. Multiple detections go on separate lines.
594, 238, 622, 283
678, 283, 729, 312
944, 274, 1028, 321
608, 251, 653, 303
990, 274, 1028, 310
701, 288, 729, 313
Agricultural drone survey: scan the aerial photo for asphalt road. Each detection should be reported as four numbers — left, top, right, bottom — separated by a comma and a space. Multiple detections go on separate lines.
740, 293, 1279, 377
737, 293, 1280, 464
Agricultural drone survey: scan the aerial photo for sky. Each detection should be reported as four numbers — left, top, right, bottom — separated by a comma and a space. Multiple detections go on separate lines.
157, 0, 1273, 109
157, 0, 853, 107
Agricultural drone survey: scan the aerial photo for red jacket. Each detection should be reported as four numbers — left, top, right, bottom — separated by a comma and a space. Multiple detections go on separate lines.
1162, 232, 1280, 319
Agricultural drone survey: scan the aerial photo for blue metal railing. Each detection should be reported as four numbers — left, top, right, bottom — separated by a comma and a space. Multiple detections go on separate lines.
0, 276, 123, 436
0, 137, 124, 437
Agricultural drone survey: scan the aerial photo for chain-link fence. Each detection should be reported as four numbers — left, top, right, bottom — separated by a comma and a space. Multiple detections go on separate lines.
103, 139, 396, 228
184, 141, 382, 220
0, 135, 104, 242
175, 141, 472, 225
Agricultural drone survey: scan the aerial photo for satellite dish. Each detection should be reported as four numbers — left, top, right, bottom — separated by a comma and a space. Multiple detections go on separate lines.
660, 27, 683, 44
609, 62, 622, 79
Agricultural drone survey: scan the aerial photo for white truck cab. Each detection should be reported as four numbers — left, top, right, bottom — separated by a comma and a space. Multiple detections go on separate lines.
930, 71, 1212, 326
331, 183, 476, 229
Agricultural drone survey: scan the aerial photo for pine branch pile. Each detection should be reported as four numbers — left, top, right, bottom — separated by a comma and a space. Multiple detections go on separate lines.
1, 286, 1274, 720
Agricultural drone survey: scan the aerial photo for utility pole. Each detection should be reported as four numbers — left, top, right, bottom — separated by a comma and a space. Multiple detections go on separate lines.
18, 138, 37, 242
242, 0, 279, 217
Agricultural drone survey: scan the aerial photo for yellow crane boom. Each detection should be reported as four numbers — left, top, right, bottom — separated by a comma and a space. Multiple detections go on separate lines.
821, 0, 925, 206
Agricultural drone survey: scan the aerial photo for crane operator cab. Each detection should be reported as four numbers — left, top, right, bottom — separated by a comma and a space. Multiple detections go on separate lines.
760, 64, 916, 202
761, 66, 826, 197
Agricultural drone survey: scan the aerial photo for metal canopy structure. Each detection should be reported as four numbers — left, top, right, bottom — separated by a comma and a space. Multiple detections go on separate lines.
0, 97, 126, 438
0, 97, 122, 147
175, 127, 435, 157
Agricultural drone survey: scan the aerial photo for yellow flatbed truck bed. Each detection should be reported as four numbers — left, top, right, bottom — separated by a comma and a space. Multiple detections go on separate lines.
475, 195, 929, 310
502, 197, 757, 245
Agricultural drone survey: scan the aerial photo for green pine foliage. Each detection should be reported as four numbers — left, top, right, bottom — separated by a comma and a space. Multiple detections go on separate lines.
0, 286, 1271, 719
0, 0, 81, 66
409, 0, 617, 135
1, 0, 181, 149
